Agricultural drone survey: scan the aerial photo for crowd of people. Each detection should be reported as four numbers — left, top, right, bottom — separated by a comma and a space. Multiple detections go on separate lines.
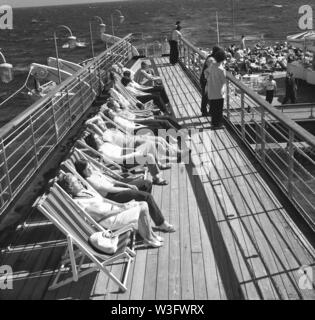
56, 60, 192, 250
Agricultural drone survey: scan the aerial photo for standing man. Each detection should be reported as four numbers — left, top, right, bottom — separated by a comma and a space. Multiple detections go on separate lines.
282, 72, 297, 104
241, 35, 246, 51
199, 46, 221, 116
205, 48, 227, 129
169, 21, 182, 65
264, 74, 277, 104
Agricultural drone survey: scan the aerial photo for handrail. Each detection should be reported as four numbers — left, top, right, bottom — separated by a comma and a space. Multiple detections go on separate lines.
0, 33, 133, 138
0, 33, 134, 216
178, 35, 315, 230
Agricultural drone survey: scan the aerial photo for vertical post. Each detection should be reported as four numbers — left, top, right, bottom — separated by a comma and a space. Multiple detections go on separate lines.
287, 129, 294, 198
216, 12, 220, 46
226, 78, 230, 120
89, 22, 95, 59
78, 75, 85, 114
240, 91, 245, 139
260, 107, 266, 164
111, 14, 114, 36
0, 139, 12, 199
54, 33, 62, 85
66, 87, 73, 124
29, 115, 39, 167
51, 101, 59, 143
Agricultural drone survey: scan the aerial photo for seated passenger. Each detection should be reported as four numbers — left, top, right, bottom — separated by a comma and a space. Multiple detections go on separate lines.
74, 159, 175, 232
134, 61, 162, 86
105, 98, 181, 131
103, 107, 183, 137
86, 113, 183, 159
59, 172, 163, 247
121, 73, 170, 114
84, 133, 169, 185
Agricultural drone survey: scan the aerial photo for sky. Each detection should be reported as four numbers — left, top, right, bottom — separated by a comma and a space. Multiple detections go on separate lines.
3, 0, 126, 8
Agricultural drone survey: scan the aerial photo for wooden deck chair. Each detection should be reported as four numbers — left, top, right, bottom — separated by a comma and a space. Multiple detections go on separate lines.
70, 147, 146, 183
74, 139, 148, 179
34, 180, 136, 292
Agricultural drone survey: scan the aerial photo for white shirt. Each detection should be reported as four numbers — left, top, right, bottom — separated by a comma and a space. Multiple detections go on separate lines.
205, 62, 226, 100
265, 79, 277, 91
171, 29, 182, 42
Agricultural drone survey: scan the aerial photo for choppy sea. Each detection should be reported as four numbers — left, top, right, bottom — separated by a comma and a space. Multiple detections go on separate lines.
0, 0, 309, 126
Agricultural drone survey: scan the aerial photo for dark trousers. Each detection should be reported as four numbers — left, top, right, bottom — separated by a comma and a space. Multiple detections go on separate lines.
142, 85, 169, 104
127, 179, 152, 193
169, 40, 179, 65
200, 84, 209, 115
137, 94, 167, 113
265, 90, 274, 104
136, 117, 181, 132
282, 90, 297, 104
106, 189, 164, 226
209, 99, 224, 126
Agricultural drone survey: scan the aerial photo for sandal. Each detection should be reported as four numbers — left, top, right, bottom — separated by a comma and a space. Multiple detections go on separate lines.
153, 177, 169, 185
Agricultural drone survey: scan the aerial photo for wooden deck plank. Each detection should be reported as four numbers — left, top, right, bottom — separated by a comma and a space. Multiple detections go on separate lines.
155, 168, 171, 299
168, 163, 182, 300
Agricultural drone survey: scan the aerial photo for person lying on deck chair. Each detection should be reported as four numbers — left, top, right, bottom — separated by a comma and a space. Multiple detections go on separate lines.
102, 107, 184, 138
121, 73, 170, 114
86, 114, 186, 160
105, 98, 181, 130
74, 159, 175, 232
58, 172, 164, 247
84, 133, 169, 185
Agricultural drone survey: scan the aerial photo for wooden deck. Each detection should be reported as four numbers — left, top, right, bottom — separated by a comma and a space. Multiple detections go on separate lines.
1, 57, 315, 300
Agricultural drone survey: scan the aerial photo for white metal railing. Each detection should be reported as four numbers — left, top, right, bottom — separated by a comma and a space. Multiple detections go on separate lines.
0, 34, 134, 216
178, 36, 315, 231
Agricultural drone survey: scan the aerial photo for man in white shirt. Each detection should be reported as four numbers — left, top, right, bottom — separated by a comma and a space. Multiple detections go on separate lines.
205, 49, 227, 129
169, 21, 182, 65
264, 74, 277, 104
134, 61, 161, 86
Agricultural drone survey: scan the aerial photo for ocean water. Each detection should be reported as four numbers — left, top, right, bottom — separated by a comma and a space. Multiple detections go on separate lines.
0, 0, 309, 126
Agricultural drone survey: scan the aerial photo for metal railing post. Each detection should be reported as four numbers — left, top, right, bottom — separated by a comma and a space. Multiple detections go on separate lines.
260, 107, 266, 165
241, 91, 245, 139
0, 139, 12, 199
29, 115, 39, 168
66, 88, 73, 124
288, 130, 294, 198
226, 79, 230, 120
51, 102, 59, 143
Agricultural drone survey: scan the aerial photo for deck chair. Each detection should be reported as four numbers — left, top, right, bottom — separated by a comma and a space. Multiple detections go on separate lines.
34, 179, 136, 292
74, 139, 148, 179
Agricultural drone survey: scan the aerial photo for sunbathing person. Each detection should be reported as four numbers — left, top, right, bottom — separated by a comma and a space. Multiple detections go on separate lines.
86, 114, 183, 159
120, 74, 169, 114
84, 133, 169, 185
58, 172, 164, 247
105, 98, 181, 130
74, 159, 175, 232
103, 108, 183, 137
123, 70, 168, 104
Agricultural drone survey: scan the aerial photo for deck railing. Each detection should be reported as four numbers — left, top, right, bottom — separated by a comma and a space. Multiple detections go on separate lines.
0, 34, 134, 216
178, 36, 315, 230
275, 102, 315, 119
